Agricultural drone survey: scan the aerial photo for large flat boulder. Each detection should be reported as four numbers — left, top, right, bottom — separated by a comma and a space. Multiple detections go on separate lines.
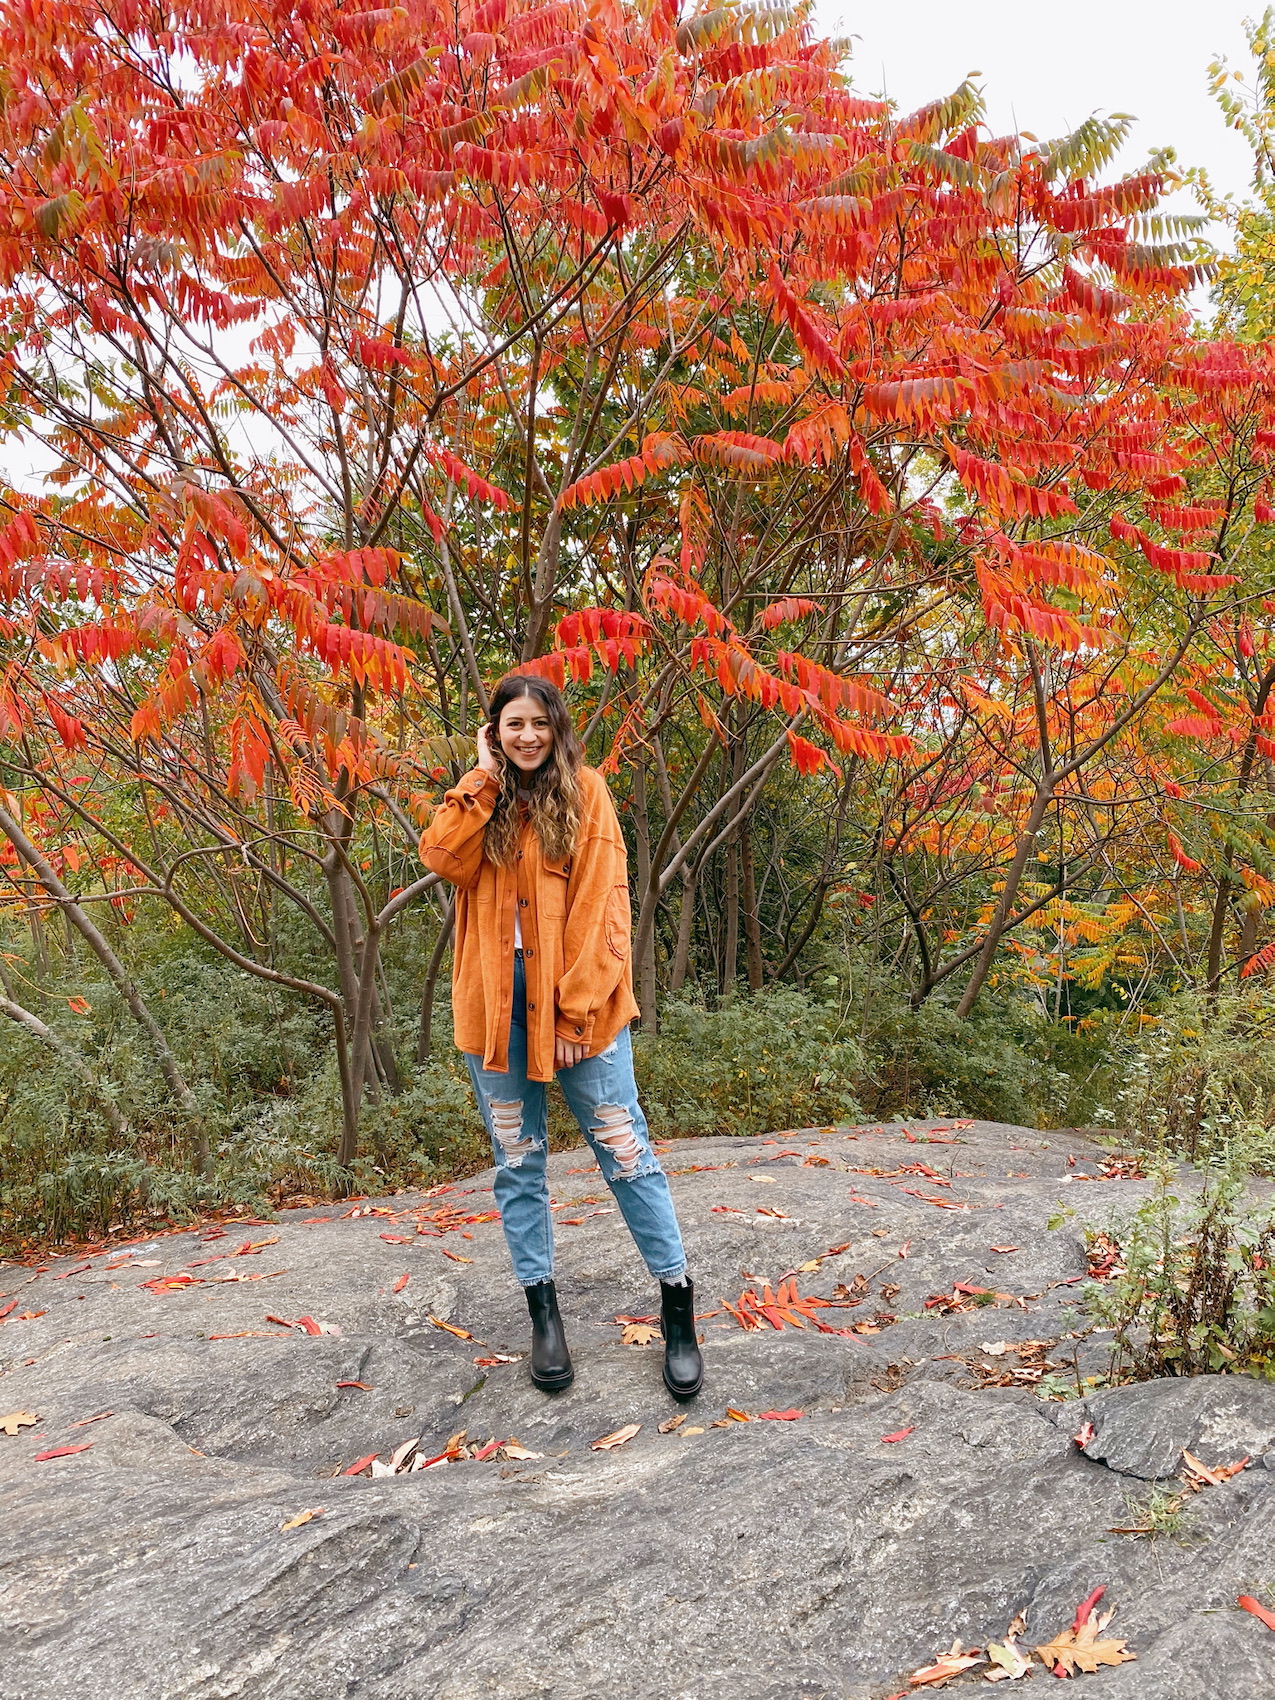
2, 1119, 1273, 1697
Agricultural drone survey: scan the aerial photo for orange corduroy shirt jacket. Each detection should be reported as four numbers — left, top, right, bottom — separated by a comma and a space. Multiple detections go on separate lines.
419, 765, 640, 1082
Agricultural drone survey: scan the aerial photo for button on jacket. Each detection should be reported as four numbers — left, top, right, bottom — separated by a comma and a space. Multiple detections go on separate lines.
419, 765, 640, 1082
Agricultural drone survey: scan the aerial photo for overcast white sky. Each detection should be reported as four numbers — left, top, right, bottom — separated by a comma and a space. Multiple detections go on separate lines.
821, 0, 1264, 226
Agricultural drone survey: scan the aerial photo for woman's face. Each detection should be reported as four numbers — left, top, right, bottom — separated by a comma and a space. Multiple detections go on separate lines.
496, 694, 554, 774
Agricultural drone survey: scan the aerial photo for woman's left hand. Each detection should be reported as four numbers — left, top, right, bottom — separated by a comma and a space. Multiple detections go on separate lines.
555, 1035, 588, 1069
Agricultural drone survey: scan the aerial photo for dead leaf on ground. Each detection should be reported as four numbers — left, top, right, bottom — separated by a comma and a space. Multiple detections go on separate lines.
280, 1507, 324, 1531
881, 1425, 914, 1443
1182, 1448, 1248, 1490
620, 1322, 660, 1346
1033, 1609, 1135, 1675
427, 1315, 473, 1340
1073, 1420, 1095, 1450
658, 1413, 687, 1433
336, 1380, 374, 1391
392, 1272, 410, 1293
909, 1641, 984, 1686
0, 1411, 40, 1436
984, 1633, 1031, 1682
591, 1423, 640, 1451
34, 1443, 93, 1461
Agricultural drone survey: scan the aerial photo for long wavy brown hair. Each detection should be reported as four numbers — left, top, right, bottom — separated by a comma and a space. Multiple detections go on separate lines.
482, 674, 583, 867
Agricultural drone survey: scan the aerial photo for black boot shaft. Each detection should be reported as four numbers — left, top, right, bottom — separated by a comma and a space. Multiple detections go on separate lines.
660, 1278, 704, 1401
524, 1279, 574, 1392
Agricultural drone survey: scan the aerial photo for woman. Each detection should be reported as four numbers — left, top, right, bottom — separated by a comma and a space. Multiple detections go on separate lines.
420, 674, 703, 1401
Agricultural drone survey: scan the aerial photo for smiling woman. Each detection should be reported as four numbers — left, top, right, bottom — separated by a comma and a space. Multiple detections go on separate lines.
419, 673, 703, 1403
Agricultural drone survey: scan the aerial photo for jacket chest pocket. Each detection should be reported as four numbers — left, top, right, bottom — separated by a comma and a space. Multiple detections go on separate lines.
539, 858, 571, 918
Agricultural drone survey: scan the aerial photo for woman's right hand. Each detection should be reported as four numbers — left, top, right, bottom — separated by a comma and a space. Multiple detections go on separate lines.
476, 721, 501, 775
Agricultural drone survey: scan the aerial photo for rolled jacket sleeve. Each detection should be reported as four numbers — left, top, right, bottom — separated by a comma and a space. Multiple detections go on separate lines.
418, 767, 500, 890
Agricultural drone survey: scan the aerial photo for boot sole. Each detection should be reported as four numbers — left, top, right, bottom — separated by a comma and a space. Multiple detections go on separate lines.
530, 1367, 575, 1393
663, 1366, 703, 1401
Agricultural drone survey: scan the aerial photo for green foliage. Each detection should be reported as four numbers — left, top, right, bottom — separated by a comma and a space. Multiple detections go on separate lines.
837, 972, 1093, 1128
1104, 989, 1275, 1169
634, 988, 865, 1139
1083, 1164, 1275, 1382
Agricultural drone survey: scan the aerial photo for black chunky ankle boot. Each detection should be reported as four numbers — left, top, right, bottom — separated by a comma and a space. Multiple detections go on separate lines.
660, 1277, 704, 1400
524, 1279, 574, 1392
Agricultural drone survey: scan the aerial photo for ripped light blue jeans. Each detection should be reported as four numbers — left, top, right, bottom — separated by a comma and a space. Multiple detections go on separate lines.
465, 953, 687, 1287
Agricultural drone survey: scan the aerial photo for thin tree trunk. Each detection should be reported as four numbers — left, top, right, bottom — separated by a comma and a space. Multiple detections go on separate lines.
0, 993, 128, 1135
417, 900, 455, 1064
740, 819, 763, 991
670, 871, 696, 991
955, 781, 1054, 1019
0, 802, 205, 1167
632, 757, 659, 1030
722, 836, 740, 994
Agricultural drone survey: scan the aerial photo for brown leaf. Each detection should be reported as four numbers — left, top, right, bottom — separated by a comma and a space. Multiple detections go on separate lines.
591, 1422, 640, 1451
427, 1315, 473, 1339
620, 1322, 660, 1346
1033, 1610, 1136, 1675
0, 1410, 40, 1436
658, 1412, 687, 1433
279, 1507, 324, 1531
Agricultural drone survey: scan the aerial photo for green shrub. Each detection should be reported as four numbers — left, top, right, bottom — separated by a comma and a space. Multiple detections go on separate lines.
1102, 988, 1275, 1168
1082, 1163, 1275, 1381
634, 988, 865, 1139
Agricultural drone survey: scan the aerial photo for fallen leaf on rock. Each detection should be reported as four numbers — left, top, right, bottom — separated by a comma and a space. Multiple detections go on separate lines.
52, 1261, 92, 1280
682, 1425, 705, 1435
1033, 1608, 1135, 1675
1073, 1420, 1095, 1450
711, 1205, 746, 1215
620, 1322, 660, 1346
0, 1300, 17, 1320
909, 1641, 985, 1686
35, 1443, 93, 1461
990, 1246, 1019, 1254
68, 1410, 114, 1427
984, 1634, 1031, 1682
658, 1413, 687, 1434
389, 1435, 420, 1471
501, 1443, 543, 1461
1238, 1594, 1275, 1631
15, 1310, 46, 1321
747, 1174, 777, 1183
758, 1409, 803, 1421
1071, 1586, 1104, 1631
439, 1248, 475, 1262
591, 1423, 640, 1451
982, 1341, 1011, 1356
1182, 1449, 1248, 1490
342, 1452, 379, 1476
280, 1507, 323, 1531
797, 1259, 822, 1272
427, 1315, 473, 1340
0, 1411, 40, 1435
294, 1315, 323, 1335
871, 1227, 891, 1237
379, 1233, 410, 1243
336, 1380, 374, 1391
881, 1426, 914, 1443
233, 1236, 279, 1256
392, 1272, 410, 1293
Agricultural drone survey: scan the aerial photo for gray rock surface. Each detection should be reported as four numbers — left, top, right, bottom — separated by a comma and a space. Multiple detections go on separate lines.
2, 1118, 1274, 1698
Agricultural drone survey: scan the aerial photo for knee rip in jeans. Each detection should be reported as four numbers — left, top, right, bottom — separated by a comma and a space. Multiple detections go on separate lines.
591, 1103, 644, 1178
487, 1098, 535, 1168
